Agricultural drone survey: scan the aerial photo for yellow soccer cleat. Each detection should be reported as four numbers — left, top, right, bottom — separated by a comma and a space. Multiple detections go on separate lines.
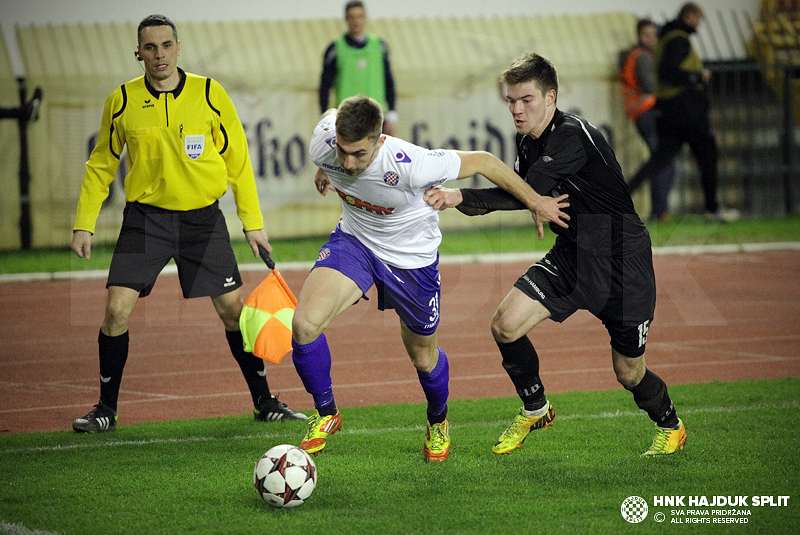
642, 418, 686, 456
424, 416, 450, 462
300, 410, 342, 455
492, 404, 555, 454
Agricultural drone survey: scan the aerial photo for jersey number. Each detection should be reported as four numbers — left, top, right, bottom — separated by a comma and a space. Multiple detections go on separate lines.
428, 294, 440, 324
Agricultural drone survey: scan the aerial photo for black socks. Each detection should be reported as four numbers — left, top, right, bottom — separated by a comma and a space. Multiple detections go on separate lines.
98, 329, 129, 411
628, 369, 679, 429
226, 330, 271, 406
497, 336, 547, 411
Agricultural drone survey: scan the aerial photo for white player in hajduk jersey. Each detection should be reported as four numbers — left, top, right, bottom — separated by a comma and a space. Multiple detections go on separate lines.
290, 95, 569, 462
311, 111, 460, 269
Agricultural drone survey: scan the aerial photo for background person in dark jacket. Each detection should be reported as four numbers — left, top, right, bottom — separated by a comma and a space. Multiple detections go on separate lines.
627, 2, 738, 222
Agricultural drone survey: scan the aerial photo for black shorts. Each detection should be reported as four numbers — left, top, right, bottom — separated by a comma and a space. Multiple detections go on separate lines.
513, 236, 656, 358
107, 202, 242, 298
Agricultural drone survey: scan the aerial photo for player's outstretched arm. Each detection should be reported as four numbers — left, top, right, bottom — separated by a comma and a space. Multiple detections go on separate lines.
423, 185, 463, 210
423, 186, 490, 215
452, 151, 570, 239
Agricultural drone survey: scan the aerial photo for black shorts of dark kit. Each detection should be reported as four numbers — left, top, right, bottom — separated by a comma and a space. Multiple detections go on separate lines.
513, 236, 656, 358
107, 201, 242, 298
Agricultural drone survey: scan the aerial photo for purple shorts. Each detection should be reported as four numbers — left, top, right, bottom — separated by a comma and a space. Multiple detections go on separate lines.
313, 227, 441, 336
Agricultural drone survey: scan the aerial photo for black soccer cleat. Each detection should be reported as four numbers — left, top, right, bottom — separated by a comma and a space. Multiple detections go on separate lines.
73, 401, 118, 433
254, 396, 307, 422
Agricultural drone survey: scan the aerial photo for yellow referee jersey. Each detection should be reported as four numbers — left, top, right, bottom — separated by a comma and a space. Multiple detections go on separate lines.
74, 69, 263, 233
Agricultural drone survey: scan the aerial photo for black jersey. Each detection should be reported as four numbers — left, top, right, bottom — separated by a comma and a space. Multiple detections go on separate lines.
461, 109, 648, 256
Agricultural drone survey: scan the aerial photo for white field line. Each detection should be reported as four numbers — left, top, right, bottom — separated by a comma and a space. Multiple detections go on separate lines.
1, 400, 797, 456
3, 242, 799, 283
0, 521, 64, 535
1, 352, 797, 416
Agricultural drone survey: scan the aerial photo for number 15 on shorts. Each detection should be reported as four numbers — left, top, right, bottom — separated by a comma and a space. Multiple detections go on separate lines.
637, 320, 651, 348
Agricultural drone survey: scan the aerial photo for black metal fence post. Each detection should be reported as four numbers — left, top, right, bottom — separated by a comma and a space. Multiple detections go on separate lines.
16, 77, 32, 249
782, 65, 797, 215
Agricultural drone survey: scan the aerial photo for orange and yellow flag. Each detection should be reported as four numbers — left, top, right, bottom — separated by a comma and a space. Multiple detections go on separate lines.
239, 248, 297, 363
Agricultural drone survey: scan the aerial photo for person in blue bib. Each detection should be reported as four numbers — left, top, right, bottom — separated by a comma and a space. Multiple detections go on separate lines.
319, 1, 398, 136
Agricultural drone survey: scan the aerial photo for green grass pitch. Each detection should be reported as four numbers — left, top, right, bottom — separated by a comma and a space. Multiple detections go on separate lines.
1, 378, 798, 534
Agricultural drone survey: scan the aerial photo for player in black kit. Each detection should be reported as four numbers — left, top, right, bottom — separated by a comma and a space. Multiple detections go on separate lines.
424, 53, 686, 456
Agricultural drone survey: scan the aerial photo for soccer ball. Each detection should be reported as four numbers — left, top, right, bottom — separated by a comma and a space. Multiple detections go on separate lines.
254, 444, 317, 508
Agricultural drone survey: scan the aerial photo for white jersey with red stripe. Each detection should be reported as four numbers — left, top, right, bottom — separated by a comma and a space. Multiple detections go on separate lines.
309, 115, 462, 269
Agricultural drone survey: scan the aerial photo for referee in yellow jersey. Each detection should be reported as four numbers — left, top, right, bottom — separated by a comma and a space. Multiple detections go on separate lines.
70, 14, 305, 433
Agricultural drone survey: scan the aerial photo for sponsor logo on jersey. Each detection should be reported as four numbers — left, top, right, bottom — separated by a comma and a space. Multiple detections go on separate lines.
542, 155, 553, 162
428, 149, 447, 157
142, 98, 154, 109
394, 150, 411, 163
317, 248, 331, 261
184, 135, 205, 160
321, 162, 345, 173
383, 171, 399, 186
223, 276, 236, 287
335, 188, 394, 215
325, 136, 336, 149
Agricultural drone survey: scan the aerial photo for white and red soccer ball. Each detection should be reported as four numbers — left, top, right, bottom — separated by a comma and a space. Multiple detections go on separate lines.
254, 444, 317, 508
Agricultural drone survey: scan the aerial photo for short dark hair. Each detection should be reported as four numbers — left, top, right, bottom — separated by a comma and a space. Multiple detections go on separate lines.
500, 53, 558, 96
138, 14, 178, 44
637, 18, 656, 35
678, 2, 703, 20
336, 95, 383, 143
345, 1, 365, 17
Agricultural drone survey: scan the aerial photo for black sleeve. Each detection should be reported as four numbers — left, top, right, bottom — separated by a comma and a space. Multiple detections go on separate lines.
457, 120, 586, 215
319, 42, 337, 114
458, 187, 526, 215
381, 39, 396, 112
659, 36, 703, 87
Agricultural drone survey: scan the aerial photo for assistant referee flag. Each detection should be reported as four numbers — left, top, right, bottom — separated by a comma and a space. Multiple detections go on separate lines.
239, 248, 297, 363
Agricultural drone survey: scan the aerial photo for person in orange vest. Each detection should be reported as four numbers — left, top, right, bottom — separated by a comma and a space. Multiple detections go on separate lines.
620, 18, 676, 222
